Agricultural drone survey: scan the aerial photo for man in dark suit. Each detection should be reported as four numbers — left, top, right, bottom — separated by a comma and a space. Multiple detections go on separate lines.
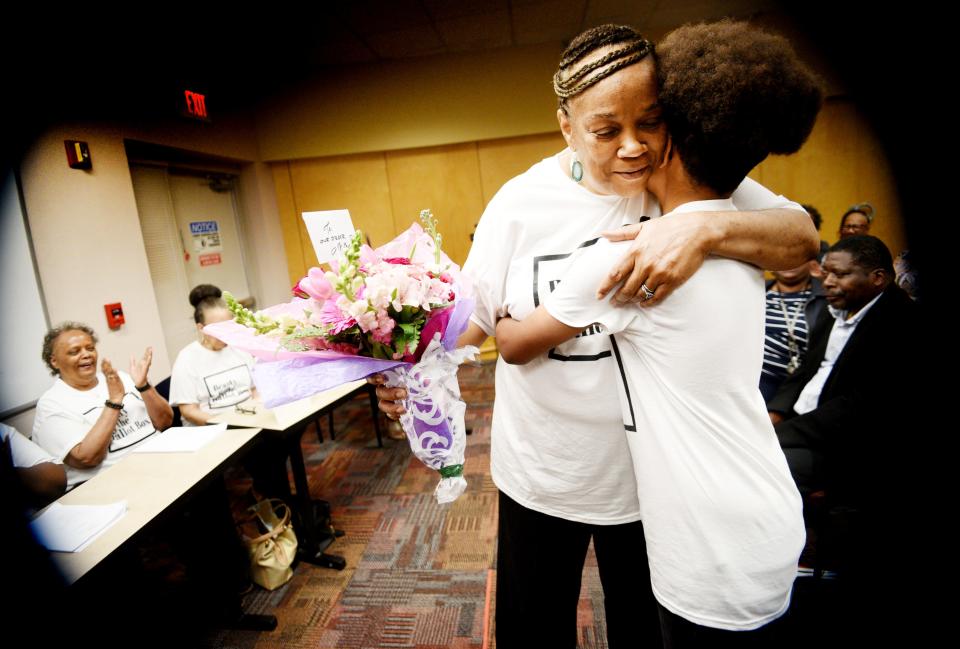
769, 235, 917, 507
768, 235, 918, 643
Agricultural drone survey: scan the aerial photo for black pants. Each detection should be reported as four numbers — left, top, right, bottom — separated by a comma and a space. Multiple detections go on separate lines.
658, 603, 788, 649
495, 490, 661, 649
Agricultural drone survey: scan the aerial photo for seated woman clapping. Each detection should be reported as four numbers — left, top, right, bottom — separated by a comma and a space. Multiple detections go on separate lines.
32, 322, 173, 489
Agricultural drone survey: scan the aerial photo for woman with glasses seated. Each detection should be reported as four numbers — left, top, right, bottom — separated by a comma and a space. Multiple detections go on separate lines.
838, 202, 874, 239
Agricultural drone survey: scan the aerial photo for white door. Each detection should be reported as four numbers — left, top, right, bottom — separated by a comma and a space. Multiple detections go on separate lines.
131, 165, 253, 369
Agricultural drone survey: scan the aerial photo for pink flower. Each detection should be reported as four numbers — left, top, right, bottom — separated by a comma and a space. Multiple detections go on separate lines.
415, 306, 452, 359
292, 282, 310, 299
319, 300, 356, 335
296, 268, 334, 301
324, 341, 360, 355
383, 257, 411, 265
359, 245, 380, 269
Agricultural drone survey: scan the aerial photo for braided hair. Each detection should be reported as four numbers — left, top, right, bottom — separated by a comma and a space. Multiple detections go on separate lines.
554, 25, 654, 110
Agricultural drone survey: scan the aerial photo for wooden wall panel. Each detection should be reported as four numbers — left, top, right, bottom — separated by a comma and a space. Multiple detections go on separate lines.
270, 162, 307, 286
476, 132, 567, 203
383, 143, 486, 267
288, 152, 396, 271
750, 98, 907, 257
274, 99, 909, 288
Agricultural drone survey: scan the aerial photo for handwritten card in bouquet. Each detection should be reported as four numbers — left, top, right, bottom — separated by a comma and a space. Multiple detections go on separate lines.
303, 210, 356, 264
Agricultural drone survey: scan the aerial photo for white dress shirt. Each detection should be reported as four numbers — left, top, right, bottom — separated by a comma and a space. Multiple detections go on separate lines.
793, 291, 884, 414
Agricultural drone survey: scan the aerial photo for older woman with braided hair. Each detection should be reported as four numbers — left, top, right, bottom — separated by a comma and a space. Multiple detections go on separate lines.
374, 24, 818, 648
496, 20, 823, 645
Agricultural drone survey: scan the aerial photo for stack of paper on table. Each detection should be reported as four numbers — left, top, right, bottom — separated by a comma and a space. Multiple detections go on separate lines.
31, 501, 128, 552
132, 423, 226, 453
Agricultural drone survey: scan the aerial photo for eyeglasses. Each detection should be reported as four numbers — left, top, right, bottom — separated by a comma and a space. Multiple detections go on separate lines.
840, 223, 869, 232
235, 404, 257, 415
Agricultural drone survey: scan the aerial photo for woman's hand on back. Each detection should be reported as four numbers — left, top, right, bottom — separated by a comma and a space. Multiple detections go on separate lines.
597, 212, 715, 307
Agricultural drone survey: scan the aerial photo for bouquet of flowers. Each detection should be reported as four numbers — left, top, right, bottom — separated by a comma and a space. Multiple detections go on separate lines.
205, 210, 477, 503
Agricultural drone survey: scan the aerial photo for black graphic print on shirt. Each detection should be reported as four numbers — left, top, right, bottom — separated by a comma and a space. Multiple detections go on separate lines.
532, 237, 612, 362
203, 365, 252, 409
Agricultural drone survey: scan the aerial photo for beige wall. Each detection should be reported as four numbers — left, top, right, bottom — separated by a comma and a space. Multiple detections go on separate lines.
15, 112, 289, 419
257, 43, 562, 161
750, 97, 907, 257
21, 125, 174, 382
237, 162, 290, 308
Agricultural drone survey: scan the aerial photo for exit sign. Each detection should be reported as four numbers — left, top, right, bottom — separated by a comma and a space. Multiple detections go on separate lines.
179, 89, 211, 122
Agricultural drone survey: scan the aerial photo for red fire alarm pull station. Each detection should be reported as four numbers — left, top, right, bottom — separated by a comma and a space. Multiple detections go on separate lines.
105, 303, 125, 329
65, 140, 92, 169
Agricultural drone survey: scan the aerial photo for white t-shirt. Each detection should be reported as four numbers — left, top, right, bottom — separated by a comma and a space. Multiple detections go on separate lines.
32, 371, 159, 489
168, 342, 255, 423
463, 152, 802, 525
1, 423, 56, 468
546, 199, 805, 630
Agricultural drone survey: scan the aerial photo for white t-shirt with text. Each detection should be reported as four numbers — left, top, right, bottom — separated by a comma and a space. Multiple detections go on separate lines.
32, 371, 158, 489
463, 152, 802, 525
169, 342, 255, 424
545, 199, 805, 629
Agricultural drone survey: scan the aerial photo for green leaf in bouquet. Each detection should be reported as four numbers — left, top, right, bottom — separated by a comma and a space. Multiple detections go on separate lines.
370, 340, 394, 360
224, 291, 280, 335
391, 320, 421, 358
333, 230, 365, 300
420, 209, 442, 266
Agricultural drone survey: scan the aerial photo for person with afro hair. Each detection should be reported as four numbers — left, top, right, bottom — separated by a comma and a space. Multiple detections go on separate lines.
495, 19, 822, 645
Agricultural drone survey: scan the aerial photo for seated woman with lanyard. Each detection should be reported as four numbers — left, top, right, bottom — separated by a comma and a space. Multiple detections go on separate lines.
495, 20, 822, 645
32, 322, 173, 490
171, 284, 290, 500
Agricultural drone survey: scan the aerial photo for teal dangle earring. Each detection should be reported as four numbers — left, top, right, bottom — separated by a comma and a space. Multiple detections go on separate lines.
571, 151, 584, 183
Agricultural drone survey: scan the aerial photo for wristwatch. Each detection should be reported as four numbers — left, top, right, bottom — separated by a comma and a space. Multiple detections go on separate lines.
135, 382, 151, 392
104, 399, 124, 410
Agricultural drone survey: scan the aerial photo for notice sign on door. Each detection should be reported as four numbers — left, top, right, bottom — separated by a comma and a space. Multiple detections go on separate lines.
190, 220, 222, 251
303, 210, 356, 264
199, 253, 222, 267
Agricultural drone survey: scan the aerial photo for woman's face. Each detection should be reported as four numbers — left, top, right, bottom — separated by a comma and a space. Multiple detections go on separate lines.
839, 212, 870, 238
198, 306, 233, 351
558, 56, 667, 198
50, 330, 98, 387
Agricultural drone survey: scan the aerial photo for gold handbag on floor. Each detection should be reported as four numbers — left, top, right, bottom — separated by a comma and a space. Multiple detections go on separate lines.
240, 498, 298, 591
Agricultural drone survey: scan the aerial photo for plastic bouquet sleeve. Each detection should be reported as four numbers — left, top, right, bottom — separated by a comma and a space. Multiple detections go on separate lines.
384, 334, 478, 504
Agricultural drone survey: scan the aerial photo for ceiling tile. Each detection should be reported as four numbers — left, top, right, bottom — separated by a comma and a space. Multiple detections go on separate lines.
512, 1, 587, 45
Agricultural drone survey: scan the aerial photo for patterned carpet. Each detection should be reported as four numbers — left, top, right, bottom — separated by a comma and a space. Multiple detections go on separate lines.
207, 361, 610, 649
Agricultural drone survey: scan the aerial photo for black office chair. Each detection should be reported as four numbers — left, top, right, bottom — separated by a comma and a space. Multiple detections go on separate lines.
153, 376, 182, 428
